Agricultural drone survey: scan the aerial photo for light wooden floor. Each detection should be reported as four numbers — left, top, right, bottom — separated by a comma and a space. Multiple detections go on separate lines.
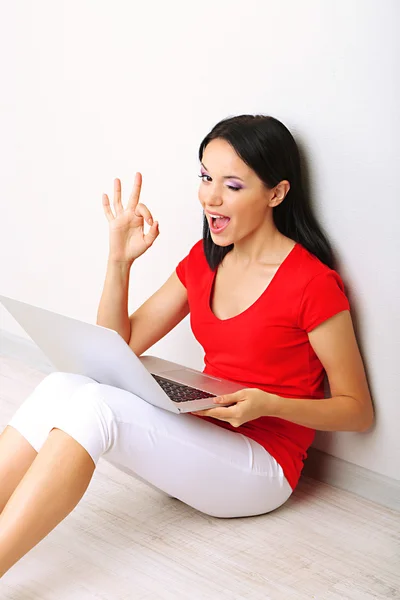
0, 354, 399, 600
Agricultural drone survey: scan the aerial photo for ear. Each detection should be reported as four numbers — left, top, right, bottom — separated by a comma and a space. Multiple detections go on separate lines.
268, 180, 290, 208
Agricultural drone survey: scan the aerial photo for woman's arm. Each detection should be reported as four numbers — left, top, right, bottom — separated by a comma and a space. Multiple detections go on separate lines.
96, 259, 132, 343
268, 393, 372, 432
266, 310, 375, 432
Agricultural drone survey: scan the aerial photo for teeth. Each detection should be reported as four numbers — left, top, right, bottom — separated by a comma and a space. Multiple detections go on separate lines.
210, 215, 226, 218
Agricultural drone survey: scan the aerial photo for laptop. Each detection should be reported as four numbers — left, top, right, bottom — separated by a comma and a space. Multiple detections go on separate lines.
0, 294, 244, 414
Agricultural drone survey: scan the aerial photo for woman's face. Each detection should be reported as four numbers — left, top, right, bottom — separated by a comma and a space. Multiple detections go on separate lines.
198, 138, 273, 246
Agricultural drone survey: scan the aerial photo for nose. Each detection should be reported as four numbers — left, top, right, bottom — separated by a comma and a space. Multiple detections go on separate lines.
201, 182, 224, 207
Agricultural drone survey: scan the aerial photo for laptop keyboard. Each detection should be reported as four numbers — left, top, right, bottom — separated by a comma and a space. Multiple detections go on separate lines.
151, 374, 216, 403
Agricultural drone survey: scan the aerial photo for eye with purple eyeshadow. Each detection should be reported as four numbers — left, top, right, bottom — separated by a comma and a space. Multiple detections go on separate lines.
226, 181, 243, 191
198, 168, 211, 183
198, 170, 243, 191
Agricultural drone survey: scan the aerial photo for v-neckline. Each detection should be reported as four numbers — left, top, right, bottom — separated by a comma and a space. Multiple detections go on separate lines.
208, 242, 299, 323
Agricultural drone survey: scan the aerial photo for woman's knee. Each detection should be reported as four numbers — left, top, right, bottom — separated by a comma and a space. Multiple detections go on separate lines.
22, 372, 96, 417
49, 382, 117, 464
15, 374, 112, 461
35, 371, 95, 399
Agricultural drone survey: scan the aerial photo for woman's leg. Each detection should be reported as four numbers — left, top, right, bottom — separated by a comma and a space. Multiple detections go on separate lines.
0, 372, 293, 576
0, 426, 37, 514
23, 375, 292, 518
0, 372, 95, 513
0, 372, 100, 576
93, 383, 293, 519
0, 427, 95, 578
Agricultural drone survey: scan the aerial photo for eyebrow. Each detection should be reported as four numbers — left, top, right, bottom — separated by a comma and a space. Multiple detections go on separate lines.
200, 162, 245, 182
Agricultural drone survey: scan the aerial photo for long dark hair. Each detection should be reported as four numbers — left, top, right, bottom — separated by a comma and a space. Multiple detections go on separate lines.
199, 114, 334, 270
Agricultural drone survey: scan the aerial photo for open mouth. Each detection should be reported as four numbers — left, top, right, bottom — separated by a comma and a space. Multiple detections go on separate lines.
209, 215, 231, 233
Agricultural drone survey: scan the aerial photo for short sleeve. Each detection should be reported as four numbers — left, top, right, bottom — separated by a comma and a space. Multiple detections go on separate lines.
175, 253, 189, 287
298, 271, 350, 333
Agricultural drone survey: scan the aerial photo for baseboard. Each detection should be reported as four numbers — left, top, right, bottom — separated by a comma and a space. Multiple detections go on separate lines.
1, 328, 399, 512
301, 447, 400, 511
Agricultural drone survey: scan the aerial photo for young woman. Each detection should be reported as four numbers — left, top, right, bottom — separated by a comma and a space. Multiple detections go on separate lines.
0, 115, 374, 577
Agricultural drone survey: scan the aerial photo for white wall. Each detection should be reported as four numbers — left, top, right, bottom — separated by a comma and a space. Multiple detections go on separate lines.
0, 0, 399, 480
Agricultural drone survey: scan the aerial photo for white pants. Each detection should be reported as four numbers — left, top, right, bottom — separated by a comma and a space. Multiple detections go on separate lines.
7, 372, 293, 518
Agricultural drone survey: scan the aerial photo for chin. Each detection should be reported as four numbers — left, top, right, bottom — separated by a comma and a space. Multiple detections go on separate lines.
210, 235, 233, 247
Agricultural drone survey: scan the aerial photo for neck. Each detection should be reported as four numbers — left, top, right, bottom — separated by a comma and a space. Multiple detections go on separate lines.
230, 222, 294, 268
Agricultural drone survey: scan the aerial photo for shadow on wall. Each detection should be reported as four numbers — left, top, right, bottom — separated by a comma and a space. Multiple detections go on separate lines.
295, 138, 377, 468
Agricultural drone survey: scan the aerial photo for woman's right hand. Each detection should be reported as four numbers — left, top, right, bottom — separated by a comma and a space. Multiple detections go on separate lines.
102, 173, 159, 265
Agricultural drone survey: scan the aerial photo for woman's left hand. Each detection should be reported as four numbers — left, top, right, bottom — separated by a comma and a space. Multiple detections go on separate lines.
190, 388, 278, 427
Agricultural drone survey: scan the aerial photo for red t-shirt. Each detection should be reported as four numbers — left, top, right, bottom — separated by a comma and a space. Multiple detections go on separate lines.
175, 239, 350, 490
